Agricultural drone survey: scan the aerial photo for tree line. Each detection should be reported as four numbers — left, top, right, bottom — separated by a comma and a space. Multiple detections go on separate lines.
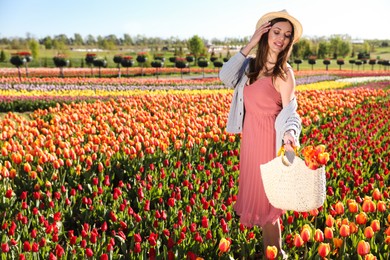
0, 33, 389, 62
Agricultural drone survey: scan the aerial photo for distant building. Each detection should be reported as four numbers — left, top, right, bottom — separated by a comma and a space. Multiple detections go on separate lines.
352, 39, 364, 44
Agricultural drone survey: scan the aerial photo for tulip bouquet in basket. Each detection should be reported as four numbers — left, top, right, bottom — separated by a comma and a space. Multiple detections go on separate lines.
301, 144, 330, 170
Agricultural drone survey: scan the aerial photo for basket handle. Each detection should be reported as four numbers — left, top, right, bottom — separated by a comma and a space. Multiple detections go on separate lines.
278, 146, 298, 166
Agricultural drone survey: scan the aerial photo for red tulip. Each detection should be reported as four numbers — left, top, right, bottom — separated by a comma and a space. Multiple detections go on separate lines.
206, 230, 213, 240
167, 197, 175, 207
1, 243, 9, 253
134, 242, 141, 253
194, 232, 203, 243
134, 233, 142, 243
86, 248, 93, 257
5, 189, 13, 199
31, 242, 39, 253
201, 216, 209, 228
23, 241, 31, 252
55, 244, 65, 257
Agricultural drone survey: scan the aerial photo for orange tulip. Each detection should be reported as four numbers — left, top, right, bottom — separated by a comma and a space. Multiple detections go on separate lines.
317, 152, 329, 165
348, 200, 359, 213
349, 222, 358, 234
362, 197, 376, 213
377, 201, 386, 212
333, 238, 343, 249
293, 234, 304, 248
300, 225, 311, 243
364, 226, 374, 239
385, 226, 390, 236
385, 235, 390, 245
314, 144, 326, 155
265, 246, 278, 260
11, 152, 22, 164
334, 201, 344, 215
370, 220, 380, 232
1, 147, 8, 156
314, 229, 324, 242
23, 162, 31, 173
364, 253, 377, 260
318, 243, 330, 258
10, 168, 16, 179
325, 215, 335, 227
301, 145, 314, 157
372, 188, 381, 201
29, 171, 37, 179
357, 240, 370, 256
309, 208, 319, 217
218, 238, 230, 255
356, 212, 368, 225
339, 224, 350, 237
324, 227, 333, 240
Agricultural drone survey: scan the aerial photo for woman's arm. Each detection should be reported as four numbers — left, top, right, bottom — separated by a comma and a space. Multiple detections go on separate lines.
220, 21, 271, 88
277, 67, 300, 150
218, 52, 247, 88
277, 67, 296, 108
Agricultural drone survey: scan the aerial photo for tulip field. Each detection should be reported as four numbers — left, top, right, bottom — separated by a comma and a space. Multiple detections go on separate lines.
0, 70, 390, 259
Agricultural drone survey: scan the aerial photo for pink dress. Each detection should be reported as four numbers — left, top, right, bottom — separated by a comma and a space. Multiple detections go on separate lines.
233, 76, 283, 227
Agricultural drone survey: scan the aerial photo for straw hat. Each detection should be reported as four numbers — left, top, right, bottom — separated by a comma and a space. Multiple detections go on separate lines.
255, 10, 303, 43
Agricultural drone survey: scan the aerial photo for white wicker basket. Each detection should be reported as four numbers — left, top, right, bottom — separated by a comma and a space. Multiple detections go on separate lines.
260, 153, 326, 212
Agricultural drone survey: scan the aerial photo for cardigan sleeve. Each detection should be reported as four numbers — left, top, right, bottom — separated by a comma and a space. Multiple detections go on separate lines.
275, 98, 302, 154
219, 52, 248, 88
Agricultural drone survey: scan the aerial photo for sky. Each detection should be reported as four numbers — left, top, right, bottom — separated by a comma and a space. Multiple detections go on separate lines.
0, 0, 389, 41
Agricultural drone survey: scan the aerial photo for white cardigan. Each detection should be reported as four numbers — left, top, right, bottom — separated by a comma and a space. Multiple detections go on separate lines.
219, 52, 302, 155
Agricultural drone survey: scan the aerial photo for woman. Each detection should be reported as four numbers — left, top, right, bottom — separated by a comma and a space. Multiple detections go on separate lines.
219, 10, 303, 258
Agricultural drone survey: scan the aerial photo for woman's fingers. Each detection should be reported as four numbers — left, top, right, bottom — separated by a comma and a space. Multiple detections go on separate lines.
249, 22, 271, 46
257, 21, 271, 34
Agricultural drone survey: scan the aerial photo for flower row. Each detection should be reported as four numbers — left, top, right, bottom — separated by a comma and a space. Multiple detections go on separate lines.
0, 83, 389, 258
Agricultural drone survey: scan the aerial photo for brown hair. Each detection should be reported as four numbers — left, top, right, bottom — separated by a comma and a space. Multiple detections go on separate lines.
247, 18, 295, 84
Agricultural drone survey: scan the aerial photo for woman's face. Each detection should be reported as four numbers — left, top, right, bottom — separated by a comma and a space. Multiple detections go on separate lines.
267, 21, 292, 53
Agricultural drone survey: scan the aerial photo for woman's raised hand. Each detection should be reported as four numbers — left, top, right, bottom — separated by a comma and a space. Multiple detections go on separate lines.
241, 22, 271, 56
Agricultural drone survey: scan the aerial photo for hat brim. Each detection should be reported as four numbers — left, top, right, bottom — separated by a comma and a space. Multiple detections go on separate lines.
255, 10, 302, 43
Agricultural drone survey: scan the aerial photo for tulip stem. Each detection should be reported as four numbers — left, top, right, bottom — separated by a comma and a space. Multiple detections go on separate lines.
340, 238, 346, 260
303, 244, 308, 259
